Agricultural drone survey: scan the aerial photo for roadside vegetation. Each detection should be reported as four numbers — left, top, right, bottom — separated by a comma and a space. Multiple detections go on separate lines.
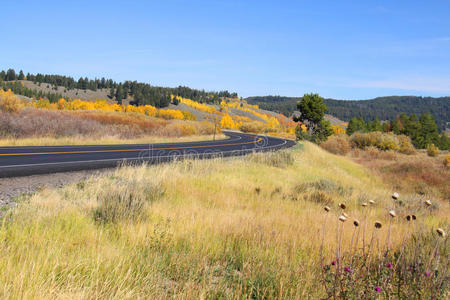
0, 142, 447, 298
0, 88, 297, 146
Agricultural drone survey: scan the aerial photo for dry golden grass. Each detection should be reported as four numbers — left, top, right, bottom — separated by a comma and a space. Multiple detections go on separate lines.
0, 134, 226, 147
0, 143, 448, 298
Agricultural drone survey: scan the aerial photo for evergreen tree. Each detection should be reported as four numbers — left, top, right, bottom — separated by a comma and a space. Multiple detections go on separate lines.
18, 70, 25, 80
295, 93, 332, 143
404, 114, 421, 146
346, 117, 366, 135
417, 113, 440, 148
6, 69, 16, 81
382, 120, 391, 132
438, 133, 449, 151
368, 117, 382, 132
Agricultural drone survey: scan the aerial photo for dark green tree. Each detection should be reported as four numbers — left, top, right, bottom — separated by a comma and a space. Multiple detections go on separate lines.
417, 113, 440, 148
18, 70, 25, 80
404, 114, 421, 146
346, 117, 367, 135
295, 93, 332, 143
438, 133, 449, 150
6, 69, 16, 81
368, 117, 382, 132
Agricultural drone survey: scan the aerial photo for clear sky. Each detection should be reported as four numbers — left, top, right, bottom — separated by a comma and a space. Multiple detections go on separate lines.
2, 0, 449, 99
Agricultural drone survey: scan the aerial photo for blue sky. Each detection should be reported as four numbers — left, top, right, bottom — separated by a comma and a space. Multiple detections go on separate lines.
1, 0, 449, 99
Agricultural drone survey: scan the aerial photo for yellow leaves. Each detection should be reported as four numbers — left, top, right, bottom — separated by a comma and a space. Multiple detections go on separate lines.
266, 117, 281, 130
331, 124, 346, 135
157, 109, 185, 120
0, 89, 24, 113
177, 96, 218, 114
220, 114, 239, 129
57, 98, 66, 110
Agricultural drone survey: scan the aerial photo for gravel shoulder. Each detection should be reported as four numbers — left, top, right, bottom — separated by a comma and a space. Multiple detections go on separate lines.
0, 169, 113, 209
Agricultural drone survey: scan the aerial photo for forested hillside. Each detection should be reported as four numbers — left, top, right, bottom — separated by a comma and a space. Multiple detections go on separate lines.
0, 69, 237, 107
247, 95, 450, 132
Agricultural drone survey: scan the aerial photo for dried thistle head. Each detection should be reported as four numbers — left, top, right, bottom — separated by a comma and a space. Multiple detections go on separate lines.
425, 200, 432, 207
369, 200, 375, 205
361, 202, 368, 207
339, 203, 346, 209
392, 192, 399, 200
406, 215, 411, 221
339, 215, 347, 222
342, 212, 349, 218
353, 219, 360, 227
412, 214, 417, 220
436, 228, 446, 238
374, 221, 382, 229
389, 210, 396, 218
324, 206, 331, 212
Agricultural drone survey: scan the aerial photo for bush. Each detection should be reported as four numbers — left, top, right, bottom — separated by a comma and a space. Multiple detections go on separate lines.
350, 132, 400, 151
398, 135, 416, 154
93, 179, 163, 224
0, 89, 24, 113
249, 151, 294, 168
320, 135, 351, 155
427, 143, 439, 157
240, 121, 265, 133
445, 155, 450, 167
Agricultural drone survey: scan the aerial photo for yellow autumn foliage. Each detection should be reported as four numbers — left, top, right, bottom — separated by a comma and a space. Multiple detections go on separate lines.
331, 124, 346, 135
0, 89, 24, 113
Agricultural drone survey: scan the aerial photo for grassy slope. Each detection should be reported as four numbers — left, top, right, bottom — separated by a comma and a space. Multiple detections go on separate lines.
0, 143, 448, 298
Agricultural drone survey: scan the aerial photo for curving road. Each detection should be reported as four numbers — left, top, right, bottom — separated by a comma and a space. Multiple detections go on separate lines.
0, 131, 296, 178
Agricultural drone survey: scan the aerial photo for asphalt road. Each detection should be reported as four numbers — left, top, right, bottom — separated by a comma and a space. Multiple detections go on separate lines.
0, 131, 296, 178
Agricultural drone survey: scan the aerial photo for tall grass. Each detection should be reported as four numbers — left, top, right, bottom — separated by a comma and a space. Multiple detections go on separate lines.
0, 143, 447, 298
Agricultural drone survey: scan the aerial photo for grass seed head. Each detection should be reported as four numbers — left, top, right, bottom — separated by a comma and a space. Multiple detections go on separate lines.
324, 206, 331, 212
389, 210, 396, 218
342, 212, 349, 218
425, 200, 432, 207
339, 215, 347, 222
392, 192, 399, 200
361, 202, 368, 207
436, 228, 446, 238
369, 200, 375, 205
375, 221, 382, 229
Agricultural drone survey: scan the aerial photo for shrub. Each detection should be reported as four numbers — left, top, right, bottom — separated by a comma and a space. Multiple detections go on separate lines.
427, 143, 439, 157
350, 132, 400, 151
93, 179, 163, 224
320, 135, 351, 155
248, 151, 294, 168
445, 155, 450, 167
397, 135, 416, 154
239, 121, 265, 133
0, 89, 24, 113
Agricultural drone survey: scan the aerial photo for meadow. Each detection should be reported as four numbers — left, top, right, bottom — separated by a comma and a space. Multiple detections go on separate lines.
0, 142, 447, 298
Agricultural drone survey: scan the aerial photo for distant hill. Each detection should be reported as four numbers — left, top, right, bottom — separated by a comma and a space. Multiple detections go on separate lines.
247, 96, 450, 132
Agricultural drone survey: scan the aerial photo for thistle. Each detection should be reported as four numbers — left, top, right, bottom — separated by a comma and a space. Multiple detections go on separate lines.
339, 203, 346, 209
375, 221, 382, 229
361, 202, 368, 207
425, 200, 432, 207
389, 210, 396, 218
436, 228, 446, 238
339, 215, 347, 222
353, 220, 360, 227
369, 200, 375, 205
392, 192, 399, 200
324, 206, 331, 212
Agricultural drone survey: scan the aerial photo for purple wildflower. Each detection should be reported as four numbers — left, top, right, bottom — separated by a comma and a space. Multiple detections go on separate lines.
425, 272, 431, 277
331, 261, 337, 266
344, 266, 352, 273
386, 263, 393, 269
375, 287, 382, 293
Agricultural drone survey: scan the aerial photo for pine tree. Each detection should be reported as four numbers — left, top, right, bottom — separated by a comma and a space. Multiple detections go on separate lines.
404, 114, 421, 146
18, 70, 25, 80
438, 133, 449, 150
417, 113, 440, 148
346, 117, 366, 135
6, 69, 16, 81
